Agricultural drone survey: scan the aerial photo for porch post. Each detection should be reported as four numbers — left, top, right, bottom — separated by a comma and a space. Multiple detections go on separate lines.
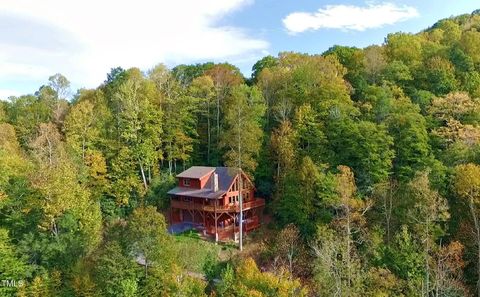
203, 200, 206, 227
233, 213, 236, 242
244, 209, 248, 236
169, 196, 172, 224
214, 200, 218, 243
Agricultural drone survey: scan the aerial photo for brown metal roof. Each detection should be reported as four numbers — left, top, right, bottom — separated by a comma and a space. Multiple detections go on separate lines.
176, 166, 215, 179
167, 187, 227, 199
168, 166, 241, 199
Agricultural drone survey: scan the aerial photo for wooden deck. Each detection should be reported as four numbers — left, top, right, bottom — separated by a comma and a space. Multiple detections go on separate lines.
171, 198, 265, 213
205, 216, 261, 240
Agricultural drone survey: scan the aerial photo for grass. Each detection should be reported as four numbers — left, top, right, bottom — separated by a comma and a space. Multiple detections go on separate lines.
174, 229, 235, 273
173, 227, 269, 273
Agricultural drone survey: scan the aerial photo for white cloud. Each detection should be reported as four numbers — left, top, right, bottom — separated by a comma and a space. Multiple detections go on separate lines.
283, 2, 419, 34
0, 89, 21, 100
0, 0, 268, 90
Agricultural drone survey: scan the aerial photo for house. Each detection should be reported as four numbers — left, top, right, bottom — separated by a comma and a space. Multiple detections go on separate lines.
167, 166, 265, 241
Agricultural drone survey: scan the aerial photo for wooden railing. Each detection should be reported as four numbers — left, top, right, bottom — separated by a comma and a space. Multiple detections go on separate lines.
171, 198, 265, 213
205, 216, 261, 235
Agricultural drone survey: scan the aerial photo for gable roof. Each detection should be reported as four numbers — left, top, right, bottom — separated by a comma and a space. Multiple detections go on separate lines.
176, 166, 215, 179
168, 166, 244, 199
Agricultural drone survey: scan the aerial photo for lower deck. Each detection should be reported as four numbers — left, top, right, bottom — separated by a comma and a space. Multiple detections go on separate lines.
169, 199, 264, 241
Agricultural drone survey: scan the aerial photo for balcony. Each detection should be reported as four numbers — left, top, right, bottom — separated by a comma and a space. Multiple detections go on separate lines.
171, 198, 265, 213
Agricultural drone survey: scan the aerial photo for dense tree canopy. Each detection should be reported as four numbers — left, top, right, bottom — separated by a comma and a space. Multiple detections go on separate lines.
3, 10, 480, 296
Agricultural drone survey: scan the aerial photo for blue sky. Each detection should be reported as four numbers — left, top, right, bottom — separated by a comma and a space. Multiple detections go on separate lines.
0, 0, 479, 99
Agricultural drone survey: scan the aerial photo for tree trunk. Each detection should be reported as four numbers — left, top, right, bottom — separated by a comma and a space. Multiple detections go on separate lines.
237, 103, 243, 251
386, 182, 393, 244
469, 199, 480, 297
216, 93, 220, 165
207, 100, 211, 164
346, 204, 351, 297
82, 138, 86, 161
47, 135, 53, 166
425, 219, 430, 297
52, 219, 59, 239
139, 161, 148, 190
144, 259, 148, 278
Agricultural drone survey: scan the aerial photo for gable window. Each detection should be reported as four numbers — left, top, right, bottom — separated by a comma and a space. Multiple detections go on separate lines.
183, 178, 190, 186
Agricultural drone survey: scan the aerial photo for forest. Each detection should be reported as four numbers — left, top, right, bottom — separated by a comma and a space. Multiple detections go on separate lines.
2, 9, 480, 297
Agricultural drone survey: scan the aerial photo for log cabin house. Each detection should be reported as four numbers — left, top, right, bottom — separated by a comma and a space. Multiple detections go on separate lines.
167, 166, 265, 241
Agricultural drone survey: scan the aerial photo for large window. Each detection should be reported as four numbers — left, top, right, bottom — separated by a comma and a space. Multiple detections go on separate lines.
183, 178, 190, 186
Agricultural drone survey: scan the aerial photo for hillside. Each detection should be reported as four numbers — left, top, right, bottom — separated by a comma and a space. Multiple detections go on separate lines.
2, 9, 480, 297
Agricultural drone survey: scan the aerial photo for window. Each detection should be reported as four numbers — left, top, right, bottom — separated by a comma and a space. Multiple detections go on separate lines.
183, 178, 190, 186
229, 195, 239, 204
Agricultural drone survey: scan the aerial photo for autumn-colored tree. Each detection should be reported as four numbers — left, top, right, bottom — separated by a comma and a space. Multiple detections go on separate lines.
432, 241, 469, 296
205, 63, 244, 162
217, 257, 308, 297
453, 163, 480, 296
407, 171, 450, 294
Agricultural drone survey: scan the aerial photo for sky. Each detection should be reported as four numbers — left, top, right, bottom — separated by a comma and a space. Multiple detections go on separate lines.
0, 0, 479, 99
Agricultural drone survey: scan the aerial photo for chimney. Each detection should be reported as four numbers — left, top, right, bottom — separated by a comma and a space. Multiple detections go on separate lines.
211, 173, 219, 192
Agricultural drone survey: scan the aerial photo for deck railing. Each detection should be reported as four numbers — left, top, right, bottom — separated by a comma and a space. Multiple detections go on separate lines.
205, 216, 260, 235
171, 198, 265, 213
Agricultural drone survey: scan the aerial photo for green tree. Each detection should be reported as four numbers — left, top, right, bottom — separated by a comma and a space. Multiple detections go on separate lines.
64, 98, 99, 160
189, 75, 216, 164
221, 85, 265, 175
205, 63, 244, 165
387, 97, 432, 180
407, 171, 450, 294
275, 157, 336, 236
121, 70, 160, 183
420, 56, 458, 96
270, 120, 297, 185
153, 66, 198, 173
384, 226, 425, 295
460, 30, 480, 65
93, 241, 138, 297
385, 33, 422, 67
251, 55, 278, 83
0, 229, 28, 296
125, 206, 172, 278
